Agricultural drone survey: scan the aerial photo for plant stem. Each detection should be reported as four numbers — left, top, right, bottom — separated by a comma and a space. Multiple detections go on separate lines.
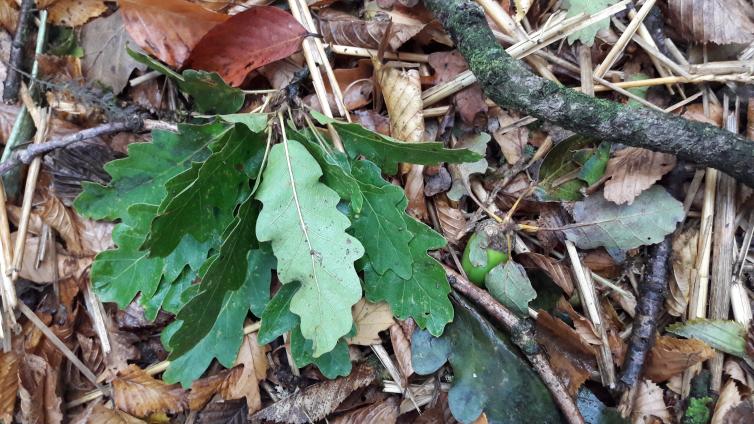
424, 0, 754, 187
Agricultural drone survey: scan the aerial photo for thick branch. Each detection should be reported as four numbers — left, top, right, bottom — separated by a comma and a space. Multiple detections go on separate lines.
424, 0, 754, 187
444, 265, 585, 424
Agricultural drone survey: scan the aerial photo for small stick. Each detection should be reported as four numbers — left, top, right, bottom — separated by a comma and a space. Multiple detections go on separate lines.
444, 266, 585, 424
3, 0, 35, 104
594, 0, 657, 79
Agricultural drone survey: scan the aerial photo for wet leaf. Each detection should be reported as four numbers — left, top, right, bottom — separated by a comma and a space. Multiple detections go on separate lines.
632, 380, 671, 423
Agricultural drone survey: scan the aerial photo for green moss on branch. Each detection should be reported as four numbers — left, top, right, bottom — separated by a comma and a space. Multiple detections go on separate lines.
425, 0, 754, 186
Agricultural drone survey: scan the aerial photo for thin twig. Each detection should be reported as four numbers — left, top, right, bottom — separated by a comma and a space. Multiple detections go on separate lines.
444, 266, 585, 424
3, 0, 35, 103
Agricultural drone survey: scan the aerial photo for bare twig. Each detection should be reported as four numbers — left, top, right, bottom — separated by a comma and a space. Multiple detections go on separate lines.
3, 0, 35, 103
444, 265, 585, 424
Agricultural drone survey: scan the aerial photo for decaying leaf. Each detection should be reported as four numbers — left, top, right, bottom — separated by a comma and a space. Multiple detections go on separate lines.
667, 319, 748, 358
198, 399, 248, 423
667, 0, 754, 44
19, 354, 63, 424
428, 51, 488, 127
563, 186, 684, 260
667, 226, 698, 317
185, 6, 308, 86
113, 365, 187, 417
221, 334, 269, 415
83, 404, 146, 424
723, 359, 754, 388
347, 299, 394, 346
332, 397, 399, 424
251, 362, 379, 424
389, 323, 414, 379
517, 252, 574, 295
484, 259, 537, 316
603, 147, 676, 205
120, 0, 228, 68
447, 133, 489, 201
37, 194, 85, 255
711, 379, 743, 424
435, 197, 468, 244
0, 351, 18, 424
644, 335, 715, 382
632, 379, 671, 424
188, 368, 233, 411
13, 233, 90, 283
0, 1, 17, 33
319, 9, 424, 51
80, 11, 148, 93
490, 108, 529, 164
48, 0, 107, 27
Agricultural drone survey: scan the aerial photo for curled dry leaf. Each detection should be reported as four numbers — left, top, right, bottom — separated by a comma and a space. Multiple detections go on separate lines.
259, 57, 304, 90
188, 368, 233, 411
12, 233, 91, 283
120, 0, 228, 68
667, 0, 754, 44
0, 351, 18, 424
428, 51, 488, 127
389, 323, 414, 379
347, 299, 394, 346
185, 6, 308, 86
517, 252, 574, 295
251, 362, 379, 424
603, 147, 676, 205
84, 404, 145, 424
435, 197, 468, 244
332, 397, 399, 424
723, 359, 754, 389
644, 335, 715, 383
557, 298, 602, 346
667, 226, 699, 317
582, 249, 621, 279
48, 0, 107, 27
632, 380, 671, 424
19, 354, 63, 424
0, 0, 17, 33
220, 333, 269, 415
113, 364, 187, 417
712, 379, 743, 424
489, 108, 529, 164
37, 194, 84, 255
319, 9, 424, 51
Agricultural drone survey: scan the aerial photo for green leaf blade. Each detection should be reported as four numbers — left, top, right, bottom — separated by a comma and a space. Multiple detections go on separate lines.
484, 260, 537, 316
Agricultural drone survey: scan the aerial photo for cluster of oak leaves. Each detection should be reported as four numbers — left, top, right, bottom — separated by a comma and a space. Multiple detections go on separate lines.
0, 0, 754, 423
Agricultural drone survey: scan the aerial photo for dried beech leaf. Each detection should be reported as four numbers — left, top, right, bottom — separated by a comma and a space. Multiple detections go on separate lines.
536, 311, 597, 396
113, 365, 187, 417
319, 9, 424, 50
378, 63, 424, 143
332, 397, 399, 424
259, 58, 304, 90
667, 226, 698, 317
557, 298, 602, 346
12, 233, 90, 283
435, 197, 468, 244
86, 404, 145, 424
490, 108, 529, 164
188, 368, 232, 411
428, 51, 488, 126
603, 147, 676, 205
389, 323, 414, 379
251, 362, 378, 423
19, 354, 63, 424
220, 333, 269, 415
723, 359, 754, 388
37, 194, 84, 255
632, 380, 671, 423
120, 0, 228, 68
644, 336, 715, 382
48, 0, 107, 27
185, 6, 308, 86
347, 299, 394, 346
667, 0, 754, 44
712, 379, 743, 424
0, 1, 17, 33
0, 351, 18, 424
518, 252, 574, 295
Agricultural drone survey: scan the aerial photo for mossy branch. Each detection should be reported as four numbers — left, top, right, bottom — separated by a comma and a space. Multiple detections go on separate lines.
424, 0, 754, 187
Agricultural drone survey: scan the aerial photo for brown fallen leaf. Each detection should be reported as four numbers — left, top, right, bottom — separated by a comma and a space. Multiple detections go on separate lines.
220, 333, 269, 415
185, 6, 308, 86
0, 0, 17, 33
332, 397, 399, 424
12, 233, 91, 283
37, 194, 84, 255
319, 9, 424, 51
83, 404, 146, 424
428, 51, 488, 127
435, 197, 468, 244
198, 399, 248, 423
19, 354, 63, 424
712, 379, 744, 424
667, 0, 754, 44
347, 299, 394, 346
667, 226, 698, 317
723, 359, 754, 389
644, 335, 715, 382
0, 351, 18, 424
251, 361, 379, 424
120, 0, 228, 68
489, 108, 528, 164
632, 380, 671, 424
517, 252, 574, 295
353, 110, 391, 136
603, 147, 676, 205
389, 323, 414, 380
188, 368, 233, 411
48, 0, 107, 26
113, 364, 187, 417
259, 57, 305, 90
557, 298, 602, 346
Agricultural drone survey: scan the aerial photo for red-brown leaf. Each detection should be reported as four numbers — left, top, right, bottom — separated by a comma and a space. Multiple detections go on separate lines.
185, 6, 308, 86
119, 0, 228, 68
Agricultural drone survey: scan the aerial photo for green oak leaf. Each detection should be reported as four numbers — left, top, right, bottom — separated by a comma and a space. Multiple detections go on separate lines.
167, 196, 275, 359
311, 110, 482, 174
484, 260, 537, 316
667, 319, 747, 358
412, 296, 561, 423
90, 204, 163, 308
258, 283, 300, 344
564, 0, 619, 46
128, 48, 244, 114
255, 139, 365, 357
364, 214, 453, 336
142, 266, 195, 321
161, 253, 270, 387
75, 121, 229, 221
535, 134, 600, 201
291, 326, 352, 379
578, 142, 610, 185
447, 132, 489, 201
563, 186, 684, 260
144, 125, 266, 257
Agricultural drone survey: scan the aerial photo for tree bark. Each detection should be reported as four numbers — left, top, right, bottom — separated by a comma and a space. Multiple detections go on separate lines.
424, 0, 754, 187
